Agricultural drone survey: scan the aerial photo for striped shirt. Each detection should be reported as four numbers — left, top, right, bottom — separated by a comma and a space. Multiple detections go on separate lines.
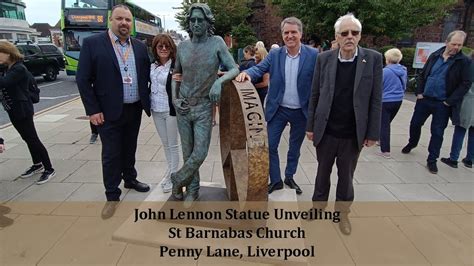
109, 30, 139, 103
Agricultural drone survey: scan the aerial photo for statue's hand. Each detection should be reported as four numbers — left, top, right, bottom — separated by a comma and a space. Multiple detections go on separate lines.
209, 80, 222, 102
173, 98, 190, 115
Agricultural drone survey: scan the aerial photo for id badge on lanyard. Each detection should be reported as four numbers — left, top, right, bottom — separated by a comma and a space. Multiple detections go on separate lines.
109, 31, 133, 85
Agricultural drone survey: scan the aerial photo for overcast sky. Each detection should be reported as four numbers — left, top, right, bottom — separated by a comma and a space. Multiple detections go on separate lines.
23, 0, 184, 33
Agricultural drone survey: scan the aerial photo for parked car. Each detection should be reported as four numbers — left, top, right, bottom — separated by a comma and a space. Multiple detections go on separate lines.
15, 43, 65, 81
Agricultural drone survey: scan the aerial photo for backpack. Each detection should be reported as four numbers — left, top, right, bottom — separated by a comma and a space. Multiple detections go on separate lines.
25, 70, 40, 104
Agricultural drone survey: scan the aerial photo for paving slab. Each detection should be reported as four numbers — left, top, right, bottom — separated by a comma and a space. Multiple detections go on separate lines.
34, 114, 69, 123
136, 144, 160, 161
0, 159, 35, 181
390, 215, 474, 265
38, 217, 127, 265
134, 161, 168, 184
385, 184, 450, 201
137, 131, 154, 145
354, 162, 402, 184
382, 162, 446, 183
0, 180, 34, 202
71, 144, 101, 161
0, 215, 77, 265
12, 182, 81, 203
431, 183, 474, 201
53, 121, 89, 133
436, 164, 474, 183
48, 159, 87, 182
339, 217, 429, 265
42, 131, 89, 144
63, 160, 102, 183
353, 184, 399, 201
46, 144, 88, 160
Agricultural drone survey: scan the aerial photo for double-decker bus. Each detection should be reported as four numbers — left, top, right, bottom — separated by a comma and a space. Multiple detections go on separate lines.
61, 0, 162, 75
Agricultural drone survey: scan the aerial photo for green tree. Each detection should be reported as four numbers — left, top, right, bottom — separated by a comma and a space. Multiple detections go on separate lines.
175, 0, 255, 38
231, 22, 258, 48
271, 0, 457, 44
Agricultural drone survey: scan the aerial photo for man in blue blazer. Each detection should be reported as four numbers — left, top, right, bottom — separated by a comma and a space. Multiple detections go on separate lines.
76, 5, 151, 219
236, 17, 318, 195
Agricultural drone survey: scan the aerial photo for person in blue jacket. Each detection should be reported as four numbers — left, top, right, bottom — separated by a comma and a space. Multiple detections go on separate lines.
377, 48, 407, 158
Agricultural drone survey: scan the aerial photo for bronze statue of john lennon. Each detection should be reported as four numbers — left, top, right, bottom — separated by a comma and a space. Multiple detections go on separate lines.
171, 3, 239, 206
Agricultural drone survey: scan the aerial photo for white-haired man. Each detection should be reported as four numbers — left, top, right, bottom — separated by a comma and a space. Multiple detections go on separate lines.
306, 13, 383, 235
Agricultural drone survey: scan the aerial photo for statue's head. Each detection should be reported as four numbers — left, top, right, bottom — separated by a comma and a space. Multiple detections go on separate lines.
186, 3, 215, 38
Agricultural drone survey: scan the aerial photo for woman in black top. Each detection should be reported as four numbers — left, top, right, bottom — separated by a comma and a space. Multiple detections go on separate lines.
0, 41, 55, 184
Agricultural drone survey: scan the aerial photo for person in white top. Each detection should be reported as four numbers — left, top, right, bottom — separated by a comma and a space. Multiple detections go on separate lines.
150, 34, 180, 193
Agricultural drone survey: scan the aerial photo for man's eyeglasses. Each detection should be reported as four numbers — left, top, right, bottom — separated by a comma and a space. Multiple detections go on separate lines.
157, 44, 170, 51
338, 30, 360, 37
190, 17, 204, 23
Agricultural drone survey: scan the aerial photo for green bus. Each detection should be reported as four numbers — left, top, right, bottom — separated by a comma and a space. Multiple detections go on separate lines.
61, 0, 162, 75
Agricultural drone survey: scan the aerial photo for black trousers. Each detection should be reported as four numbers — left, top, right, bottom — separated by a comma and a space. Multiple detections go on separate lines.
380, 101, 402, 153
98, 102, 142, 201
312, 134, 360, 212
90, 122, 98, 134
10, 115, 52, 170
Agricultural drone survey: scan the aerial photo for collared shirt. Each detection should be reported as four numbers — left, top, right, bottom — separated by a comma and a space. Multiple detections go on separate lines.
338, 47, 358, 62
109, 30, 139, 103
424, 56, 450, 101
150, 60, 171, 113
281, 46, 301, 109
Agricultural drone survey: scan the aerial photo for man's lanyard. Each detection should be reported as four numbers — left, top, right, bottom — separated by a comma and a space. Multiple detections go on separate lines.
109, 31, 132, 72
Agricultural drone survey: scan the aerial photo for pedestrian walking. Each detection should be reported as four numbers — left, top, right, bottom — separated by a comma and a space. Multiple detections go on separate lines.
0, 41, 56, 184
376, 48, 407, 159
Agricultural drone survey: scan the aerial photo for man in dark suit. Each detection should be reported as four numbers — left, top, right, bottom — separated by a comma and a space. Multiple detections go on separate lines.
76, 4, 151, 219
236, 17, 318, 195
306, 13, 382, 235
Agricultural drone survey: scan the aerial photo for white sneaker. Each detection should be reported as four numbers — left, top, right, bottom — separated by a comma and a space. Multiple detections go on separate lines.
160, 177, 172, 193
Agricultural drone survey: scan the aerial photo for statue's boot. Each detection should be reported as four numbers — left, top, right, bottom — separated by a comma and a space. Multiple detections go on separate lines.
183, 177, 200, 208
170, 173, 183, 200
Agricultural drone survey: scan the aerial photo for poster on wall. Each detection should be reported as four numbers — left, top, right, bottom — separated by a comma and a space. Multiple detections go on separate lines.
413, 42, 445, 69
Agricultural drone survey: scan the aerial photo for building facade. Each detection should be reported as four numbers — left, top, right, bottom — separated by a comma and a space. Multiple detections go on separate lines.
0, 0, 39, 42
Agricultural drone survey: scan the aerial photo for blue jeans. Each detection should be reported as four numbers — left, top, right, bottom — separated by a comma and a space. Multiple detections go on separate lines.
450, 126, 474, 161
267, 106, 307, 185
408, 98, 450, 163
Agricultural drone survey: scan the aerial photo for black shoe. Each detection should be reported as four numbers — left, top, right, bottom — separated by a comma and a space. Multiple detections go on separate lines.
284, 178, 302, 195
441, 157, 458, 168
462, 158, 473, 168
36, 169, 55, 185
124, 180, 150, 192
339, 214, 351, 235
427, 162, 438, 174
101, 201, 119, 220
268, 181, 283, 194
20, 164, 44, 178
401, 144, 415, 154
